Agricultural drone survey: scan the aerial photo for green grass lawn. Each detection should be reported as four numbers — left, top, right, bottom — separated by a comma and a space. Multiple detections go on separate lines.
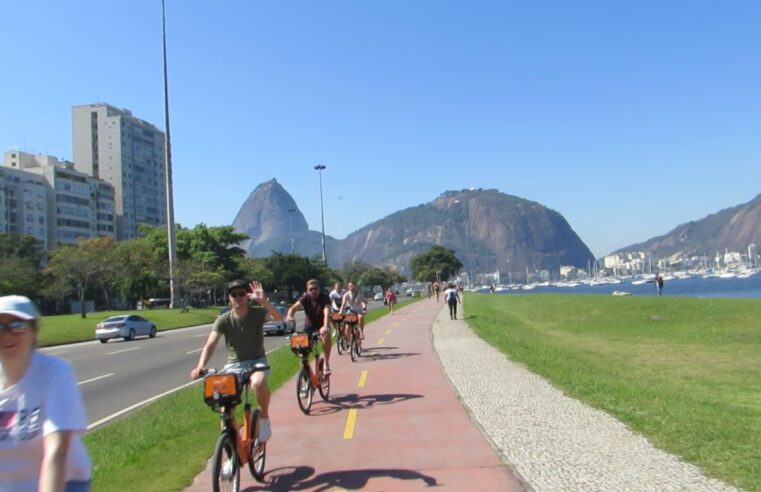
37, 308, 224, 347
83, 297, 421, 492
465, 293, 761, 491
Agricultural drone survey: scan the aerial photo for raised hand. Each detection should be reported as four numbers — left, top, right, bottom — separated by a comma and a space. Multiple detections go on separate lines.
248, 281, 265, 302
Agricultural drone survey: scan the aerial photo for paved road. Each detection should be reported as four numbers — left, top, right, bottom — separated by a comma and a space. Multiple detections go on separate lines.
41, 300, 388, 429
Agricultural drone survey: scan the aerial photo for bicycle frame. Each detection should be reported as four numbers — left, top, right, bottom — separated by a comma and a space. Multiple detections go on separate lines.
217, 385, 253, 464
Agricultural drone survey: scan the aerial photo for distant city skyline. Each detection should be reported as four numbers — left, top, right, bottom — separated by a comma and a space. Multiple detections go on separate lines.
1, 1, 759, 258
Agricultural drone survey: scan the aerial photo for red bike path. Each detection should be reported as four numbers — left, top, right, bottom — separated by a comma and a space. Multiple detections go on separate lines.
185, 298, 523, 491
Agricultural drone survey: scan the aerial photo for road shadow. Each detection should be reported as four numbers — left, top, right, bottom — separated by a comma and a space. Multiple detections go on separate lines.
463, 314, 478, 320
243, 465, 439, 491
361, 351, 421, 361
306, 392, 423, 416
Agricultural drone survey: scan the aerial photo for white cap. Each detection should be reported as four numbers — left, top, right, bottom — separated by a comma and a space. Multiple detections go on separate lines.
0, 295, 40, 320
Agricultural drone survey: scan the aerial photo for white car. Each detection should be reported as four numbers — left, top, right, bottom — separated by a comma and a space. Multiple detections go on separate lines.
263, 306, 296, 336
373, 292, 384, 301
95, 315, 157, 343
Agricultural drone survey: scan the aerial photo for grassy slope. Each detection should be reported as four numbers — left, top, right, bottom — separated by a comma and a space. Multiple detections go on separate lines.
466, 293, 761, 491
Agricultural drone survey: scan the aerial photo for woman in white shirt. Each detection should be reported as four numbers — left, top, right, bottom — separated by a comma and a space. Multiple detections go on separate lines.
0, 296, 92, 492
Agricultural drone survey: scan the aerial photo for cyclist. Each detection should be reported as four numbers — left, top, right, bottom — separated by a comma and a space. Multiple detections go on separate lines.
190, 279, 281, 442
339, 281, 367, 340
286, 279, 332, 375
328, 281, 347, 345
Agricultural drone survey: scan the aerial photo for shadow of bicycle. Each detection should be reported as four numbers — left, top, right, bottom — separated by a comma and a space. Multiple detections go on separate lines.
306, 392, 423, 416
243, 465, 439, 491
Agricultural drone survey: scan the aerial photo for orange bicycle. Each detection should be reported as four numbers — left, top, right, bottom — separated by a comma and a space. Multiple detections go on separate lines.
201, 366, 268, 491
290, 332, 330, 414
343, 311, 362, 362
331, 313, 347, 355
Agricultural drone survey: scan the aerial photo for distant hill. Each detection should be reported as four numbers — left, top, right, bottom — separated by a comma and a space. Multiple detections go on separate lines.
614, 193, 761, 258
231, 179, 338, 258
231, 182, 594, 277
334, 189, 594, 276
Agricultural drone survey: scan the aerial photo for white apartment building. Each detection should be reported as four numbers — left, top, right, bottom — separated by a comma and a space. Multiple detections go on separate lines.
2, 151, 116, 247
72, 103, 166, 240
0, 154, 49, 249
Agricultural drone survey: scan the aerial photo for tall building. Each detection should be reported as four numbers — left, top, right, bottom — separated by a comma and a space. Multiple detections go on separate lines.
0, 152, 49, 249
72, 103, 166, 240
2, 151, 116, 247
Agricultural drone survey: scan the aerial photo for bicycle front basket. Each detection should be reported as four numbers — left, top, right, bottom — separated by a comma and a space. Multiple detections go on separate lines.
290, 333, 312, 354
331, 313, 344, 322
203, 373, 241, 406
343, 313, 359, 324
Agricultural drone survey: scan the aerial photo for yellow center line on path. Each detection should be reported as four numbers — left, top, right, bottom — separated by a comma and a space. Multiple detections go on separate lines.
343, 409, 358, 439
392, 322, 399, 327
385, 329, 392, 335
377, 338, 384, 345
357, 370, 368, 387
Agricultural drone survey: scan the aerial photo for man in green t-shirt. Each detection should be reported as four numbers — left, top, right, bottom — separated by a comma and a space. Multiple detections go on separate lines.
191, 279, 282, 442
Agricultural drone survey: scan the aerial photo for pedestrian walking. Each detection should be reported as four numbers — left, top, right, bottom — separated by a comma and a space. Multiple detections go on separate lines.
443, 283, 461, 320
655, 273, 665, 296
385, 288, 397, 314
0, 295, 92, 492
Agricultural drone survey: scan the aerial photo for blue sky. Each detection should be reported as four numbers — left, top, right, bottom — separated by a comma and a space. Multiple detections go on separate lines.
2, 1, 759, 258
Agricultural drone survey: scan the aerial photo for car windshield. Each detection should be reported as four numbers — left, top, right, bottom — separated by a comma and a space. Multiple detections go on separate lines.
103, 316, 127, 323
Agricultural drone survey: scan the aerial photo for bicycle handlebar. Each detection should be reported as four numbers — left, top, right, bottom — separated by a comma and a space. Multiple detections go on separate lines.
199, 365, 271, 377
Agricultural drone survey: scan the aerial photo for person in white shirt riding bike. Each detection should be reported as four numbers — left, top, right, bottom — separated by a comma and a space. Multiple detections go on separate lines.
339, 281, 367, 340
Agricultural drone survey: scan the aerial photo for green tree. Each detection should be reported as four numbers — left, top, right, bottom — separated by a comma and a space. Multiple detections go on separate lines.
360, 266, 405, 291
264, 253, 340, 301
112, 239, 164, 308
45, 242, 100, 318
0, 233, 44, 297
340, 260, 372, 284
410, 245, 463, 283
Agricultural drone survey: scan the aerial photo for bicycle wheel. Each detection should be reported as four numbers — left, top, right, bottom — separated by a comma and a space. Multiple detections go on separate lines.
317, 357, 331, 400
296, 367, 313, 415
335, 327, 345, 355
211, 431, 240, 492
349, 331, 357, 362
247, 409, 266, 482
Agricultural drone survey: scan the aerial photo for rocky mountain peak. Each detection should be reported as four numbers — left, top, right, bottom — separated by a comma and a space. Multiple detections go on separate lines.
232, 179, 309, 251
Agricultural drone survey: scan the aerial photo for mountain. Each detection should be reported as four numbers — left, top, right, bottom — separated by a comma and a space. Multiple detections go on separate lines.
232, 182, 595, 277
333, 189, 594, 276
614, 193, 761, 259
231, 179, 337, 257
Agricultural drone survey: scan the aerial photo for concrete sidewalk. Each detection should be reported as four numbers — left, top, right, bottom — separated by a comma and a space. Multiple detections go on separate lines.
185, 298, 522, 491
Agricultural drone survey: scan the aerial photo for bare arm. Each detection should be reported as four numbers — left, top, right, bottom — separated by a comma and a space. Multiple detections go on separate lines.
248, 281, 282, 321
39, 431, 72, 492
286, 300, 303, 321
190, 330, 221, 379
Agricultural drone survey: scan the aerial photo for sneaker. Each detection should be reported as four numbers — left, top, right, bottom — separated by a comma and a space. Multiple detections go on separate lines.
258, 417, 272, 443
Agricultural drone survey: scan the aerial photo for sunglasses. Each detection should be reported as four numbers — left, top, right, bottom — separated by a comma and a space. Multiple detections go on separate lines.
229, 290, 248, 298
0, 319, 32, 334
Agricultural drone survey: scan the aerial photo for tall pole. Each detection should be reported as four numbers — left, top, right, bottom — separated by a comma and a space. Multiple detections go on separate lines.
162, 0, 179, 309
314, 164, 327, 263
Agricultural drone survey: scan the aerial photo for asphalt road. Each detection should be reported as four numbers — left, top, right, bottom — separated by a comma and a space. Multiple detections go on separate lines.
40, 299, 387, 430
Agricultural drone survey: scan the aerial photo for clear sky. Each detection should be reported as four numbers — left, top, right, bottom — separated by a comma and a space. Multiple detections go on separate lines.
2, 1, 759, 258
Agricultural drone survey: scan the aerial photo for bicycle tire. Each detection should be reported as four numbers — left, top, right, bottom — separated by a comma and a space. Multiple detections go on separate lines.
296, 367, 313, 415
335, 327, 345, 355
247, 409, 266, 482
211, 431, 240, 492
349, 331, 356, 362
317, 357, 331, 400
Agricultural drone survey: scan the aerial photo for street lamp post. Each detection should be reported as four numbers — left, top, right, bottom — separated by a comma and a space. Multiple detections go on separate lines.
288, 208, 296, 253
161, 0, 179, 309
314, 164, 327, 263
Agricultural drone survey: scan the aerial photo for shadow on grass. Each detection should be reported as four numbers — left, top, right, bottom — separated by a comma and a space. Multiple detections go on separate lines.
305, 392, 424, 416
245, 465, 439, 491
